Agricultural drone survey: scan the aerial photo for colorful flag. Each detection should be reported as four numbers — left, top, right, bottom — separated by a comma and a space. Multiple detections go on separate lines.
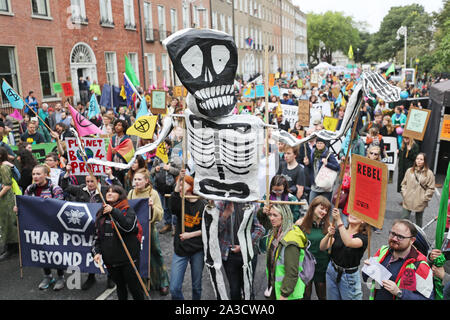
348, 45, 354, 60
156, 143, 169, 164
162, 79, 169, 91
126, 115, 157, 140
9, 109, 23, 121
385, 63, 395, 76
2, 80, 24, 109
68, 104, 103, 137
245, 37, 253, 47
136, 96, 149, 119
123, 73, 137, 110
436, 163, 450, 250
125, 55, 140, 87
107, 138, 135, 163
87, 93, 101, 119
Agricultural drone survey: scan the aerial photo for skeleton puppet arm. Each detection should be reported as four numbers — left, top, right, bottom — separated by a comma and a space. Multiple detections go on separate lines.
87, 115, 176, 170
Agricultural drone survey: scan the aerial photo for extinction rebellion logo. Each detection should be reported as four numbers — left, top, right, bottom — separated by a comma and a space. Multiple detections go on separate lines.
57, 203, 93, 233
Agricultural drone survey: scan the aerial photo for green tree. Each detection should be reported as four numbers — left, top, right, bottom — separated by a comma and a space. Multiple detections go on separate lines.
427, 0, 450, 74
307, 11, 361, 67
367, 4, 434, 65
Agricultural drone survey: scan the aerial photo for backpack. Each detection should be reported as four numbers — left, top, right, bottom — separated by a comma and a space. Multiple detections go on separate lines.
299, 240, 316, 285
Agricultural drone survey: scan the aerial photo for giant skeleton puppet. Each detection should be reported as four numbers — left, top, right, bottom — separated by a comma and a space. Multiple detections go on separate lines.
87, 28, 401, 300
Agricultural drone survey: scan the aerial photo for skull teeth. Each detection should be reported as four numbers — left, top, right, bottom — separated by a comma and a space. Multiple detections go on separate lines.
199, 95, 234, 111
195, 85, 233, 100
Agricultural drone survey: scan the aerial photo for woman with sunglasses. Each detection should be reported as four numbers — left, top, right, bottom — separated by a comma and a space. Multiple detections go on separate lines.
400, 153, 435, 227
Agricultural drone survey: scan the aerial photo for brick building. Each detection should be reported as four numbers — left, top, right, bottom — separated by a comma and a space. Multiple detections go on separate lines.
0, 0, 210, 107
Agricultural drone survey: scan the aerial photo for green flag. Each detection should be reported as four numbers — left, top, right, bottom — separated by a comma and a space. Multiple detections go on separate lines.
436, 163, 450, 249
125, 55, 140, 87
385, 63, 395, 76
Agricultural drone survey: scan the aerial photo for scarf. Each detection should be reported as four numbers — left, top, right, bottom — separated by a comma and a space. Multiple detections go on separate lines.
113, 199, 130, 212
313, 148, 324, 167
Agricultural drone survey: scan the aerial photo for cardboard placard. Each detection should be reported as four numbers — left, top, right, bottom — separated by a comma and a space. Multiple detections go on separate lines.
269, 74, 275, 87
323, 116, 339, 132
150, 90, 167, 114
53, 82, 63, 93
255, 84, 265, 98
298, 100, 310, 127
173, 86, 183, 98
61, 82, 74, 96
348, 154, 388, 229
402, 107, 431, 141
66, 137, 107, 176
381, 136, 398, 171
440, 114, 450, 142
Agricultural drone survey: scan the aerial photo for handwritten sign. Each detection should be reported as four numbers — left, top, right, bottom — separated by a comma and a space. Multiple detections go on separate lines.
66, 138, 107, 176
255, 84, 265, 98
323, 116, 339, 132
348, 154, 388, 229
236, 102, 254, 114
151, 90, 167, 114
403, 107, 431, 141
53, 82, 63, 93
61, 82, 74, 96
269, 74, 275, 87
173, 86, 183, 98
440, 115, 450, 142
298, 100, 310, 127
271, 86, 280, 97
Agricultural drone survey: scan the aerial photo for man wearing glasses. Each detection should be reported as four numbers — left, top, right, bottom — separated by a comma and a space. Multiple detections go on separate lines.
363, 219, 434, 300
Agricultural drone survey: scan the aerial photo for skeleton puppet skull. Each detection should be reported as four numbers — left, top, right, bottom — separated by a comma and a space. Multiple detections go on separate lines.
163, 28, 238, 118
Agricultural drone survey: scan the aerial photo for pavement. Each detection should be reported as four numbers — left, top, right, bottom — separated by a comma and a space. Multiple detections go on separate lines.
0, 169, 443, 300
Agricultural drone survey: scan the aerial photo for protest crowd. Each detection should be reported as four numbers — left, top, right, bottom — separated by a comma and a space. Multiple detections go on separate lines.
0, 64, 449, 302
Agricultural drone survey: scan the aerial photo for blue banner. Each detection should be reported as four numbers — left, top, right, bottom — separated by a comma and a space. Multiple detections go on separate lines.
17, 196, 150, 277
2, 81, 24, 109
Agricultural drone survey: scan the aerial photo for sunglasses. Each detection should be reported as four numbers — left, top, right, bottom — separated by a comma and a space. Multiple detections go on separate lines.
369, 152, 380, 156
389, 231, 413, 241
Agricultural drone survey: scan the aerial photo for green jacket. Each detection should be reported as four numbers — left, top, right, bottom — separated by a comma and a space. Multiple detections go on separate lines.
266, 225, 307, 300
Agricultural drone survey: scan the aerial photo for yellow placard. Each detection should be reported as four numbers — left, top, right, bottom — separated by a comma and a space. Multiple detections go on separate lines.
126, 115, 158, 140
440, 115, 450, 142
156, 142, 169, 164
323, 116, 339, 132
173, 86, 183, 97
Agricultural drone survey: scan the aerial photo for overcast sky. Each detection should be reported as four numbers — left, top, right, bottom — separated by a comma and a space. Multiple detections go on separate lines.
292, 0, 444, 33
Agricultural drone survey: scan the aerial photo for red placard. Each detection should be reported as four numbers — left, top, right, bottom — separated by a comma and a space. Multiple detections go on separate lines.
61, 82, 74, 96
347, 154, 388, 229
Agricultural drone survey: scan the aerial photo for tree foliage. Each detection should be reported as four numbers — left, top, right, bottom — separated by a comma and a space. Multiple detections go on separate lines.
307, 11, 361, 67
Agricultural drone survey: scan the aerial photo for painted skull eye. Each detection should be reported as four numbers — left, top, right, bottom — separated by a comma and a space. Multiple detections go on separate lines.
211, 45, 230, 75
181, 45, 203, 79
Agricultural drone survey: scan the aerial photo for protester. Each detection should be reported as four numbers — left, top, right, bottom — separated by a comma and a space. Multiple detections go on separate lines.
20, 122, 45, 145
123, 155, 147, 192
364, 127, 385, 156
265, 205, 308, 300
320, 208, 368, 300
216, 201, 265, 300
304, 137, 340, 203
339, 129, 366, 160
359, 110, 383, 137
107, 119, 132, 184
127, 168, 170, 296
391, 106, 407, 146
400, 153, 435, 227
16, 148, 37, 192
25, 91, 38, 117
92, 185, 145, 300
24, 164, 65, 290
168, 169, 206, 300
276, 145, 306, 201
151, 138, 182, 235
397, 136, 420, 194
297, 196, 332, 300
0, 147, 19, 262
363, 219, 434, 300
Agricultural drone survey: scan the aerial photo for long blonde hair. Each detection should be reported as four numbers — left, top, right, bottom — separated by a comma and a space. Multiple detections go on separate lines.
383, 115, 394, 135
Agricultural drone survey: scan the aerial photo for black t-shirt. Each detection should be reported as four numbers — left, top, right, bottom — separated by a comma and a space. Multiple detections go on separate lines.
330, 229, 368, 268
277, 162, 305, 195
168, 192, 206, 256
20, 131, 45, 144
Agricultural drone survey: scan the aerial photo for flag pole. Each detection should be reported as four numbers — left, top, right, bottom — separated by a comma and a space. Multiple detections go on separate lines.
264, 45, 270, 209
14, 196, 23, 279
147, 206, 152, 291
71, 128, 150, 299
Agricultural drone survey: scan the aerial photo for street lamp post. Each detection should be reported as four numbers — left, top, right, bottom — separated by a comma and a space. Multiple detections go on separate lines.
396, 25, 407, 80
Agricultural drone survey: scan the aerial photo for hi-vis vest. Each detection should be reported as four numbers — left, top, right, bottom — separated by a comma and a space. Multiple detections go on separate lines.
369, 245, 433, 300
266, 225, 307, 300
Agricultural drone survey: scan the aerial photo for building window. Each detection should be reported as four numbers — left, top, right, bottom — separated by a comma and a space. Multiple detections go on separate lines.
192, 5, 199, 27
219, 14, 225, 33
212, 11, 217, 30
157, 5, 166, 41
0, 46, 19, 107
161, 54, 170, 85
202, 9, 208, 28
0, 0, 10, 13
182, 3, 189, 28
128, 52, 139, 83
170, 8, 177, 34
105, 52, 118, 86
123, 0, 136, 29
227, 16, 232, 36
146, 53, 156, 87
99, 0, 114, 27
143, 2, 154, 41
37, 47, 56, 99
70, 0, 87, 23
32, 0, 49, 17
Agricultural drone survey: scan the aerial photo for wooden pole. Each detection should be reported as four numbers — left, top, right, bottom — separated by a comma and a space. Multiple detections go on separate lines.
181, 98, 187, 234
264, 45, 270, 209
14, 196, 23, 279
75, 132, 150, 299
147, 206, 152, 291
163, 194, 307, 206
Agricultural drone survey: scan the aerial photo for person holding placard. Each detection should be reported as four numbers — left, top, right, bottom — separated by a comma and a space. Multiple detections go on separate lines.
319, 208, 368, 300
400, 153, 435, 227
297, 196, 332, 300
363, 219, 434, 300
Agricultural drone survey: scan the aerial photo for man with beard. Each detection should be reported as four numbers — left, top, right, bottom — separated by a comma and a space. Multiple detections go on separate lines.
363, 219, 434, 300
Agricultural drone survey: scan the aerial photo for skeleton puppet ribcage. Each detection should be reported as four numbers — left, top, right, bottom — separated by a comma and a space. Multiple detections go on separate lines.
186, 109, 264, 202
